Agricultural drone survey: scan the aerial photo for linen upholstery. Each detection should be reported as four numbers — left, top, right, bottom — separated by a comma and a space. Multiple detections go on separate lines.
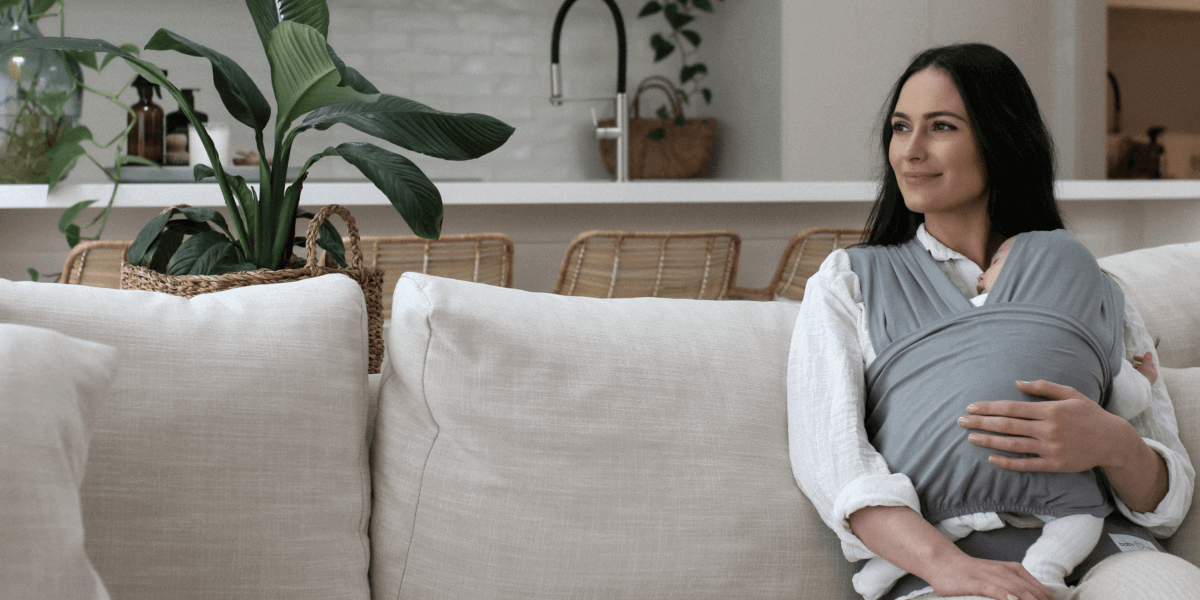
0, 323, 116, 600
0, 276, 373, 600
1098, 241, 1200, 368
370, 273, 856, 599
1161, 366, 1200, 564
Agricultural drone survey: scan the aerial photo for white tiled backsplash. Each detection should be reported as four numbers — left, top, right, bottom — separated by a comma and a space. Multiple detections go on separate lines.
65, 0, 725, 184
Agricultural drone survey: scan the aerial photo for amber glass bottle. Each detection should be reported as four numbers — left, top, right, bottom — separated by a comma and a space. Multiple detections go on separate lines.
127, 75, 164, 164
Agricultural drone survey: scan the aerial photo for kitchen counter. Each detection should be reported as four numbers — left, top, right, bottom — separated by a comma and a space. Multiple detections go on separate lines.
3, 180, 1200, 209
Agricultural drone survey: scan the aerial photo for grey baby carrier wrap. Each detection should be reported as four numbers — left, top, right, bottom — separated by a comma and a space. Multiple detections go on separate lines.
846, 229, 1123, 523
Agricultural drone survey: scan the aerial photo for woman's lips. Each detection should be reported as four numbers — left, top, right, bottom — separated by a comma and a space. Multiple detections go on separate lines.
901, 172, 941, 184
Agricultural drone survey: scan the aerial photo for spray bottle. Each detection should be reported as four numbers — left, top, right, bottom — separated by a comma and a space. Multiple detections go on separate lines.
127, 75, 164, 164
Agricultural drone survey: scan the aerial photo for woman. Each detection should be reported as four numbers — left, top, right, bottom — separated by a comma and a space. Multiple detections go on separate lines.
787, 43, 1198, 600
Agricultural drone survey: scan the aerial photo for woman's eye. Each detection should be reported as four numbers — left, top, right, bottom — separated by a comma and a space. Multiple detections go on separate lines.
891, 121, 909, 132
933, 121, 957, 131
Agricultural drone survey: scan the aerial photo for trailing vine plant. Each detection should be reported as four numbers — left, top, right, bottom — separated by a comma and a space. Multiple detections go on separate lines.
3, 0, 150, 281
636, 0, 722, 138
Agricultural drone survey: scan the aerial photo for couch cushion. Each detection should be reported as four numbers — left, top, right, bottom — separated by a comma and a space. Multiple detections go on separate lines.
371, 273, 858, 599
1160, 366, 1200, 565
0, 276, 372, 600
0, 324, 116, 600
1099, 241, 1200, 368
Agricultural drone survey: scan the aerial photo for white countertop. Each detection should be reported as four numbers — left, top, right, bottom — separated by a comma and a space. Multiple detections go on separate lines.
3, 179, 1200, 209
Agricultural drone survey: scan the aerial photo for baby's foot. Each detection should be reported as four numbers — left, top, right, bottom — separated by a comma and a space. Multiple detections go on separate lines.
1043, 581, 1073, 600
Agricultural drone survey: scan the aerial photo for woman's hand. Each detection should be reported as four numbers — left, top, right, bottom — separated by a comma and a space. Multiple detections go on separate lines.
849, 505, 1053, 600
924, 553, 1053, 600
959, 379, 1168, 511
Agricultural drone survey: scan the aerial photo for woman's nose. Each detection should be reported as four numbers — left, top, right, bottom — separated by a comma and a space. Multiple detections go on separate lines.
901, 130, 926, 162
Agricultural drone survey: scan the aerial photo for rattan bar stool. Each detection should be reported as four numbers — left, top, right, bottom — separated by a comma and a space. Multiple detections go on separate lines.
61, 240, 133, 289
727, 227, 866, 301
552, 230, 741, 300
323, 233, 515, 319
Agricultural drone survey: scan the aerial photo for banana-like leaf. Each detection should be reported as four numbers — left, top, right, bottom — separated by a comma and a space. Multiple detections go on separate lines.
302, 95, 514, 161
245, 0, 329, 55
128, 206, 229, 271
296, 210, 346, 267
168, 230, 236, 275
325, 142, 442, 239
145, 29, 271, 131
267, 21, 376, 135
144, 229, 185, 273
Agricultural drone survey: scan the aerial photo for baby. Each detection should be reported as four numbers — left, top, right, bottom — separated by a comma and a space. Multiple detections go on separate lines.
975, 236, 1157, 391
854, 231, 1157, 600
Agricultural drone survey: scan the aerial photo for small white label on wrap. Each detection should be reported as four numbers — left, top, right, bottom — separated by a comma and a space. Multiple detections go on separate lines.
1108, 533, 1159, 552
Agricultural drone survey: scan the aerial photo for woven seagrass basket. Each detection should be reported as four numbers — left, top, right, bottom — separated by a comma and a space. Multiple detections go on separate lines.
121, 204, 386, 373
599, 75, 717, 179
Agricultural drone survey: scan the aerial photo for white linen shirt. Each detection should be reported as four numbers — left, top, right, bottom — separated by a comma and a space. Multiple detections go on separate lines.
786, 225, 1195, 562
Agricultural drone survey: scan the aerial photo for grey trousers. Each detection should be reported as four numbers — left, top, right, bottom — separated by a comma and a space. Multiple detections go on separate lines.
910, 550, 1200, 599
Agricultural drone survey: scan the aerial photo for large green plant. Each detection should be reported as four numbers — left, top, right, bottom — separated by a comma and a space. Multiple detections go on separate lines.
637, 0, 722, 137
0, 0, 514, 275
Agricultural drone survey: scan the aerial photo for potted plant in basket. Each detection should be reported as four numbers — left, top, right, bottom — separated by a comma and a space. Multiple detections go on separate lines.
599, 0, 721, 179
0, 0, 514, 277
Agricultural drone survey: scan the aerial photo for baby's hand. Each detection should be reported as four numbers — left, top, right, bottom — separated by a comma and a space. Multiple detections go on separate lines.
1132, 352, 1158, 384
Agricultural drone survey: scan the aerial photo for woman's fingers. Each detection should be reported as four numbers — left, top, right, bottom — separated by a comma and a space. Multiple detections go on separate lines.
959, 380, 1126, 473
925, 556, 1054, 600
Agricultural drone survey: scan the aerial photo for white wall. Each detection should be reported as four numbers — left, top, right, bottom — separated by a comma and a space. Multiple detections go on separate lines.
780, 0, 1107, 181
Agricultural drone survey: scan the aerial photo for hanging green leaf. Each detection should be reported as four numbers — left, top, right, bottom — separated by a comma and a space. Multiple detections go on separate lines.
663, 3, 695, 30
650, 33, 674, 62
43, 125, 92, 191
656, 105, 670, 120
693, 0, 714, 11
681, 62, 707, 83
647, 127, 666, 140
328, 142, 442, 239
145, 29, 272, 131
680, 29, 701, 48
64, 49, 97, 70
638, 1, 663, 17
702, 87, 712, 103
30, 0, 58, 16
57, 200, 94, 235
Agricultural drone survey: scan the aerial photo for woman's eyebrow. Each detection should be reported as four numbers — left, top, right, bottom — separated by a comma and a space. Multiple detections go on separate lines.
891, 110, 967, 121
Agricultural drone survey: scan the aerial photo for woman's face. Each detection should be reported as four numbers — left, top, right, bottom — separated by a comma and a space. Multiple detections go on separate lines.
889, 67, 989, 220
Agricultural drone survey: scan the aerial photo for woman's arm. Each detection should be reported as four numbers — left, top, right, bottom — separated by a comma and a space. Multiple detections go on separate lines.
787, 251, 916, 560
849, 506, 1052, 600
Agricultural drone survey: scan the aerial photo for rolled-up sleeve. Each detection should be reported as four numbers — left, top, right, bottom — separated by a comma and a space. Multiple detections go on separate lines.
787, 250, 921, 562
1114, 302, 1195, 537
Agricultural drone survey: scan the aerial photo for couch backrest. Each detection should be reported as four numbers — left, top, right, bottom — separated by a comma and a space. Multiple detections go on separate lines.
1099, 241, 1200, 369
369, 273, 860, 599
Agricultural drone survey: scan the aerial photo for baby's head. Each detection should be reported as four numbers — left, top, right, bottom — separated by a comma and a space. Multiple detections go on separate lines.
976, 236, 1016, 295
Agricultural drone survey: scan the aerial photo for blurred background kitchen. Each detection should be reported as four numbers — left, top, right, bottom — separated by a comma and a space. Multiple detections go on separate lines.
4, 0, 1199, 290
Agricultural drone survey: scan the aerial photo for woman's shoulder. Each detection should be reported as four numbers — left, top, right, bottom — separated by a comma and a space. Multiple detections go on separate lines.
805, 249, 861, 303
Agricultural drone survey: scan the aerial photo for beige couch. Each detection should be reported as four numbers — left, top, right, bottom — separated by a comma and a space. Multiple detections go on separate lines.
1, 240, 1198, 599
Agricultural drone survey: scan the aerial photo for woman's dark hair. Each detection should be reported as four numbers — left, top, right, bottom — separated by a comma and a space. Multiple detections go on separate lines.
863, 43, 1063, 246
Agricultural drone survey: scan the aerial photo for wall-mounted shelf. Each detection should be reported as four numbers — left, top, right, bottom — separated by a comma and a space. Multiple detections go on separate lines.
2, 180, 1199, 210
